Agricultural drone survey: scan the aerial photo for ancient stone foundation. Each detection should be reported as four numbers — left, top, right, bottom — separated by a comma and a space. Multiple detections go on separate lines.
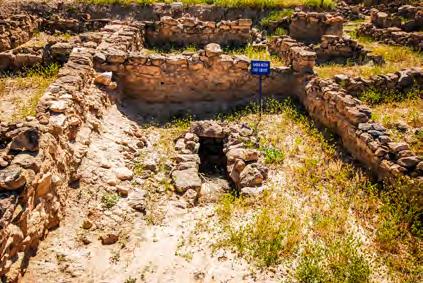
289, 12, 344, 43
144, 16, 252, 49
96, 43, 303, 119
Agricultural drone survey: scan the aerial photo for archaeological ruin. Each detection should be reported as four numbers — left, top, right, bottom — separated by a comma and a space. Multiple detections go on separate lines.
0, 0, 422, 282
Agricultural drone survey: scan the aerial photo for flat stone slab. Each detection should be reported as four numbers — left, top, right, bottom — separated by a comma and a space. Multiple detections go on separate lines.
172, 168, 202, 194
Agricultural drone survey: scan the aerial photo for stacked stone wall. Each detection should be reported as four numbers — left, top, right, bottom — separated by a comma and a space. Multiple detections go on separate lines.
95, 42, 308, 119
145, 16, 252, 48
334, 68, 423, 96
357, 22, 423, 51
0, 22, 143, 282
0, 15, 40, 52
289, 12, 344, 43
299, 78, 423, 184
314, 35, 384, 65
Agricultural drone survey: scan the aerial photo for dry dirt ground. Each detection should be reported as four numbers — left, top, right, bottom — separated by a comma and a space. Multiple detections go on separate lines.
20, 102, 267, 283
17, 96, 421, 282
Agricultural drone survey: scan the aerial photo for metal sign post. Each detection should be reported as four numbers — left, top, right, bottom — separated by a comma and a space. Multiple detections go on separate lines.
250, 60, 271, 117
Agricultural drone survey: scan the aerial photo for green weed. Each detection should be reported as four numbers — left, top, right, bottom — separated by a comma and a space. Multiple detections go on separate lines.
101, 192, 120, 209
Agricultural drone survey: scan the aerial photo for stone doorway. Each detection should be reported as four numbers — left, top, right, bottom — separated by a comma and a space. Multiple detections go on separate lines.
198, 137, 227, 176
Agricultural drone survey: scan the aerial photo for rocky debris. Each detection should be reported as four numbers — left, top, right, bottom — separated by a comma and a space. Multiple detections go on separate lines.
240, 186, 265, 197
289, 12, 344, 44
301, 77, 422, 180
127, 189, 146, 213
145, 16, 252, 48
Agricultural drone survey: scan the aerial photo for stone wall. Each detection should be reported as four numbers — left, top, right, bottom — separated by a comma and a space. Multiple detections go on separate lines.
371, 6, 422, 31
334, 68, 423, 97
0, 21, 144, 281
268, 36, 316, 73
357, 22, 423, 51
0, 40, 74, 71
95, 43, 306, 119
314, 35, 384, 65
289, 12, 344, 43
0, 15, 40, 52
299, 78, 423, 183
145, 16, 252, 48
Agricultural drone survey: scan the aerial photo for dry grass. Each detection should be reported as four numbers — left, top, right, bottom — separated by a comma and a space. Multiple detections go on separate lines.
225, 45, 286, 66
315, 23, 423, 79
0, 64, 59, 123
371, 98, 423, 156
211, 99, 422, 282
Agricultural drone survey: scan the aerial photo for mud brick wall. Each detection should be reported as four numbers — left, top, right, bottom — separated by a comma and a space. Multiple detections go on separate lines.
289, 12, 344, 43
299, 78, 423, 184
144, 16, 252, 48
0, 15, 41, 52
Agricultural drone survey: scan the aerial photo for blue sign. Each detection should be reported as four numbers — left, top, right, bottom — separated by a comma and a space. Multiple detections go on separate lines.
251, 60, 271, 76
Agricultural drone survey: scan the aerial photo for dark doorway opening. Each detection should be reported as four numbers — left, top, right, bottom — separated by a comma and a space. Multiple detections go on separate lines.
198, 137, 227, 176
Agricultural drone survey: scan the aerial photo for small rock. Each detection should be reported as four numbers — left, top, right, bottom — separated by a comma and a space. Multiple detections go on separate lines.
388, 142, 409, 153
397, 156, 420, 168
99, 232, 119, 245
116, 185, 129, 197
241, 186, 264, 196
128, 189, 146, 213
205, 43, 223, 57
9, 128, 39, 152
82, 219, 93, 230
113, 167, 133, 181
0, 165, 26, 191
94, 72, 113, 87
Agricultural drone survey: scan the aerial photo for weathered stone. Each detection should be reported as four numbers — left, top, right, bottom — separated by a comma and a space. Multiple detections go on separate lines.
0, 165, 26, 191
99, 232, 119, 245
190, 120, 225, 138
37, 173, 52, 197
205, 43, 223, 57
171, 168, 202, 194
397, 156, 420, 168
9, 128, 39, 152
227, 148, 259, 162
388, 142, 409, 153
113, 167, 133, 181
241, 186, 264, 197
239, 164, 265, 188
